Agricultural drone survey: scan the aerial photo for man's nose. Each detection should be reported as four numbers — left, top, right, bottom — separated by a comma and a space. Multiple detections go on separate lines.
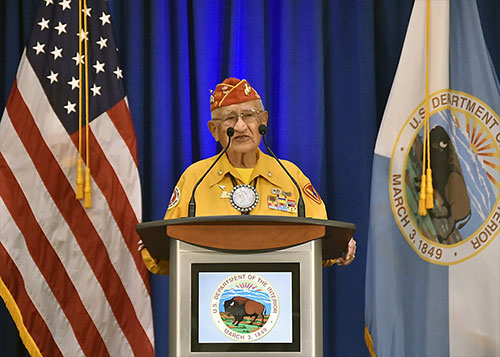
233, 116, 247, 130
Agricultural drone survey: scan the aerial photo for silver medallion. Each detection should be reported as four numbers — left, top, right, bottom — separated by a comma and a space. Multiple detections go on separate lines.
230, 184, 259, 212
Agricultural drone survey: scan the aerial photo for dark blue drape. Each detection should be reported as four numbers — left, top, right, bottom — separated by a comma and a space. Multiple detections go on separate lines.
2, 1, 500, 356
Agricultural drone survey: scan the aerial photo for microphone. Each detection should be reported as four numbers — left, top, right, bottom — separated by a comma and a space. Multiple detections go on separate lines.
188, 127, 234, 217
259, 124, 305, 217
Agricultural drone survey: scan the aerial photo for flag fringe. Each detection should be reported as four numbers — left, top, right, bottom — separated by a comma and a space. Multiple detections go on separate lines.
0, 277, 42, 357
364, 325, 376, 357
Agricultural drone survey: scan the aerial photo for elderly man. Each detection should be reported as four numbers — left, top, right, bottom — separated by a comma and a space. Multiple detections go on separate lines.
141, 77, 356, 274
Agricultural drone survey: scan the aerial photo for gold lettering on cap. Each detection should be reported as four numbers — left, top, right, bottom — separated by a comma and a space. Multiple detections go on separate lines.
244, 83, 251, 96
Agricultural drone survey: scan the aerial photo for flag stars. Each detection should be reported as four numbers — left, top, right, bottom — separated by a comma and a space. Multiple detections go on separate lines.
38, 18, 50, 31
55, 22, 67, 35
90, 83, 102, 96
96, 37, 108, 49
99, 12, 111, 25
33, 42, 45, 55
93, 60, 105, 74
113, 67, 123, 79
44, 0, 53, 5
77, 29, 88, 41
68, 77, 79, 90
51, 46, 63, 60
72, 53, 84, 65
82, 7, 92, 17
47, 71, 59, 84
64, 101, 76, 114
59, 0, 71, 11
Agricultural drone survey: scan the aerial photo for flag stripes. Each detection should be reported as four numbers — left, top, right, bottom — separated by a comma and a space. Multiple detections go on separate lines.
0, 153, 104, 356
22, 47, 153, 310
1, 48, 154, 357
0, 228, 62, 357
20, 53, 153, 339
0, 1, 155, 354
73, 111, 150, 292
107, 99, 140, 168
5, 79, 151, 355
16, 54, 152, 316
89, 108, 141, 220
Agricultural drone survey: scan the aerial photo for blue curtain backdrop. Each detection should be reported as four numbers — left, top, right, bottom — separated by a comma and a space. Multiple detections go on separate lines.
1, 0, 500, 356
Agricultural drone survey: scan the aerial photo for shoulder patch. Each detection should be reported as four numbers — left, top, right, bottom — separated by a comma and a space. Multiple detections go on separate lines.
167, 186, 180, 210
302, 183, 322, 204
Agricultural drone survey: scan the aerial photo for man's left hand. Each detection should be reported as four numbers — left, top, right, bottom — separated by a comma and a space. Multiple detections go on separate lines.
335, 238, 356, 266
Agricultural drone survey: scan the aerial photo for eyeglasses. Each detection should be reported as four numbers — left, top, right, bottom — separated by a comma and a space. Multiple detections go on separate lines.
212, 109, 265, 126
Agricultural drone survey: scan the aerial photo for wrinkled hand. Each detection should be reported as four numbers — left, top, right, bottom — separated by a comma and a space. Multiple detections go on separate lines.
335, 238, 356, 266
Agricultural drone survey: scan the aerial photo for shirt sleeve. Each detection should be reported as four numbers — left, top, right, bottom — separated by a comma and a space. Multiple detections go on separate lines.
141, 248, 170, 275
164, 173, 188, 219
286, 162, 327, 219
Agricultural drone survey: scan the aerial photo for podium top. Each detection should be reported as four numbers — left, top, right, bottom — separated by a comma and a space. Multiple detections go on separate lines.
137, 215, 356, 260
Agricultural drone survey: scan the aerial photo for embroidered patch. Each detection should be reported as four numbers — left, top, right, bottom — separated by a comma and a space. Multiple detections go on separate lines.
167, 186, 180, 210
302, 183, 322, 204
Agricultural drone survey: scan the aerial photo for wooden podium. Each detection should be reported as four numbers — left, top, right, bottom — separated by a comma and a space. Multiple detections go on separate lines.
137, 216, 355, 357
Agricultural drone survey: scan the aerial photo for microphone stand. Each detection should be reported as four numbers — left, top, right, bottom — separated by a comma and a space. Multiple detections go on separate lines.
188, 127, 234, 217
259, 125, 306, 217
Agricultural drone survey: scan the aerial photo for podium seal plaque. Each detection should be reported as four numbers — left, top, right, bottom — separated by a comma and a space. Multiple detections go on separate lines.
211, 273, 279, 341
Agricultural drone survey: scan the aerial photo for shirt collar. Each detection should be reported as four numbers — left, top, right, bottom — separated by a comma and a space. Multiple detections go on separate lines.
206, 148, 288, 188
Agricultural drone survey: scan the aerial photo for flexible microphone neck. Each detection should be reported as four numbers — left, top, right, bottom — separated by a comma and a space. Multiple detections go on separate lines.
188, 127, 234, 217
259, 125, 305, 217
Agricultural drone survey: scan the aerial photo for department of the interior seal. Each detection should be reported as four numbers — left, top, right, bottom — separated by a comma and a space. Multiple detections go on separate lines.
390, 89, 500, 265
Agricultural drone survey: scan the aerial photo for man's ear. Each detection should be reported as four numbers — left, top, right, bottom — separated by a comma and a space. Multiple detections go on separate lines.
261, 111, 269, 127
208, 120, 220, 142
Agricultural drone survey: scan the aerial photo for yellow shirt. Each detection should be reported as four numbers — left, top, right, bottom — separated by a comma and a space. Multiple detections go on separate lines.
142, 149, 327, 274
234, 167, 253, 184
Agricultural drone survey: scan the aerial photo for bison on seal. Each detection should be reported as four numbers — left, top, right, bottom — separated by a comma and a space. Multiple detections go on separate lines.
429, 125, 471, 243
223, 296, 266, 327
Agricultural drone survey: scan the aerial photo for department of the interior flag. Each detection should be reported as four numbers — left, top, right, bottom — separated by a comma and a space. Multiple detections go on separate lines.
365, 0, 500, 356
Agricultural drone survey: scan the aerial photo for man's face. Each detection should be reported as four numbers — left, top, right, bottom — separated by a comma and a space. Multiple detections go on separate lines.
208, 99, 268, 155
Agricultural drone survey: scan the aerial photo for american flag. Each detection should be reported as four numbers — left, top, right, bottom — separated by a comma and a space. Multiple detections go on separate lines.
0, 0, 154, 356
